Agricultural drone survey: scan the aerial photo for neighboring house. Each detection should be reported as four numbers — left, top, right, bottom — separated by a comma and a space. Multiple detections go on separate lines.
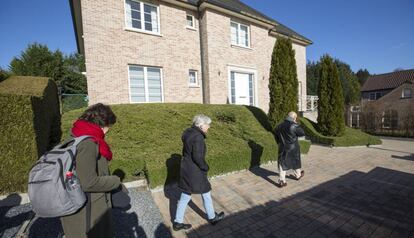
69, 0, 312, 112
353, 69, 414, 135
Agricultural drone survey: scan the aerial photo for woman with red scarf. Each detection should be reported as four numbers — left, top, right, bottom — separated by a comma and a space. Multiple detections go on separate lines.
60, 103, 121, 238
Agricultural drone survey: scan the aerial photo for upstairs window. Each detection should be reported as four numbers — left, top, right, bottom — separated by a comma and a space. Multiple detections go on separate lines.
402, 88, 413, 98
369, 92, 375, 101
368, 92, 382, 101
186, 14, 195, 28
125, 0, 160, 34
230, 21, 250, 47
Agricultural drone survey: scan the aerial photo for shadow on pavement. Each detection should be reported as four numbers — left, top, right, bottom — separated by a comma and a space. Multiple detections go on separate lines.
391, 154, 414, 161
0, 194, 33, 237
164, 154, 208, 224
187, 167, 414, 237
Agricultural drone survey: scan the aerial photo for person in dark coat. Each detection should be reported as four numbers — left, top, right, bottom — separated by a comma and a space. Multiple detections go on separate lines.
275, 111, 306, 188
60, 103, 122, 238
173, 114, 225, 231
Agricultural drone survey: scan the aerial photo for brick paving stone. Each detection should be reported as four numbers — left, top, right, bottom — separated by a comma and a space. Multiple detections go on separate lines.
150, 138, 414, 237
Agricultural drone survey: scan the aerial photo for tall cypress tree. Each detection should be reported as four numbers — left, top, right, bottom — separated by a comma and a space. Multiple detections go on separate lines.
268, 37, 298, 129
317, 55, 345, 136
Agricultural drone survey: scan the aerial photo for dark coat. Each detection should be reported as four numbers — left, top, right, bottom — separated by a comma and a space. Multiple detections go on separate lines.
60, 139, 121, 238
178, 126, 212, 194
275, 119, 306, 171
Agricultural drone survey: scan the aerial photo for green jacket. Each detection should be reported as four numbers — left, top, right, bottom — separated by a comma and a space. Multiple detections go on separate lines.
60, 139, 121, 238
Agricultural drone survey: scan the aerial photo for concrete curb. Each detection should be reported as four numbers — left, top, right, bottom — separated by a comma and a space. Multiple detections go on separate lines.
0, 179, 147, 207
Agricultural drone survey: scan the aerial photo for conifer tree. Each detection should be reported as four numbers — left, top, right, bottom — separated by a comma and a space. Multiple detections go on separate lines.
268, 37, 298, 129
317, 55, 345, 136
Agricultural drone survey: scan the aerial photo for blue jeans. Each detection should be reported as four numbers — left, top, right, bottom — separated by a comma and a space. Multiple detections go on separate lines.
174, 191, 215, 223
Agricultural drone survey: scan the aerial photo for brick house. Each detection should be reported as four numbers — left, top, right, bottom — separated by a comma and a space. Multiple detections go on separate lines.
69, 0, 312, 112
354, 69, 414, 135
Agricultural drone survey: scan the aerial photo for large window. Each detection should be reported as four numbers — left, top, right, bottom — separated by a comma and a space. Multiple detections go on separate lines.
382, 110, 398, 129
230, 21, 250, 47
125, 0, 160, 34
129, 65, 163, 103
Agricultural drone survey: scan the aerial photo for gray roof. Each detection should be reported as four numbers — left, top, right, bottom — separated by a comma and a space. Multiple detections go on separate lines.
361, 69, 414, 92
183, 0, 312, 44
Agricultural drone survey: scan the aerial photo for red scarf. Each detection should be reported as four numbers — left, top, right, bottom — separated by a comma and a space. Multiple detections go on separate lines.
71, 120, 113, 161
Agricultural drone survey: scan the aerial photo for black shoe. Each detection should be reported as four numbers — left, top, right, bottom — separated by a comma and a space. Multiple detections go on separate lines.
209, 212, 225, 225
173, 222, 192, 231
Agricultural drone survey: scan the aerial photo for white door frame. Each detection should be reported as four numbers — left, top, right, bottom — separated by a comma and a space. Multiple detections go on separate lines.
227, 65, 258, 107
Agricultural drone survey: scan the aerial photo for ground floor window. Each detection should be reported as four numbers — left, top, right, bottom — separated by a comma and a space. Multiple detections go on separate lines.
129, 65, 163, 103
382, 110, 398, 129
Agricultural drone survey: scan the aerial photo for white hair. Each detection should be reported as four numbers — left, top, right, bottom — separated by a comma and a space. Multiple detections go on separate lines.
192, 114, 212, 127
288, 111, 297, 119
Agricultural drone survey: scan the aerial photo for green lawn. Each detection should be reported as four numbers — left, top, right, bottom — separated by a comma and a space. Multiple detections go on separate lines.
299, 117, 382, 147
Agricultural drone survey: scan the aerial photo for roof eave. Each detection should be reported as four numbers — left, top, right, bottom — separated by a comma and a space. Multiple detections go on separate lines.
69, 0, 84, 55
199, 2, 275, 29
269, 29, 313, 46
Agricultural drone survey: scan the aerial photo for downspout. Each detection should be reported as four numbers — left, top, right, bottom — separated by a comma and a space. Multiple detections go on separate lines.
198, 1, 208, 104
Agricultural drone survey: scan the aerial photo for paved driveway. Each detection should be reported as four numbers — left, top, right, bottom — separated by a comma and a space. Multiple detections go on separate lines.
152, 137, 414, 238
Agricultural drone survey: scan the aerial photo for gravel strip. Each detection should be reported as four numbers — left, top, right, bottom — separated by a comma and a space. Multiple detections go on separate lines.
0, 188, 171, 238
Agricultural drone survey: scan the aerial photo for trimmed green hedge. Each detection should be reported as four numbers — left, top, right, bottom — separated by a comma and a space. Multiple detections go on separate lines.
299, 140, 311, 154
299, 117, 381, 147
0, 76, 61, 194
62, 104, 282, 188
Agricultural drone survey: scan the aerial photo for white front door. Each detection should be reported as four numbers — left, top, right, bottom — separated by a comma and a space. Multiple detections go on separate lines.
234, 72, 250, 105
230, 71, 253, 105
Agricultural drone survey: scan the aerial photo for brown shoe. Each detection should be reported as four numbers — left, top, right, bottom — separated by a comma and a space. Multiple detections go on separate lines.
277, 181, 287, 188
299, 170, 305, 180
288, 171, 305, 181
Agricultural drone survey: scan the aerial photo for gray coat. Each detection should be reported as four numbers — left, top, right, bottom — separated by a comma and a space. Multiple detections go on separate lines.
60, 139, 120, 238
275, 119, 305, 170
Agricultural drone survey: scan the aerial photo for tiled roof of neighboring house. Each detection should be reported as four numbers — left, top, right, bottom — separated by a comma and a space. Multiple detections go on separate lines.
361, 69, 414, 92
183, 0, 312, 44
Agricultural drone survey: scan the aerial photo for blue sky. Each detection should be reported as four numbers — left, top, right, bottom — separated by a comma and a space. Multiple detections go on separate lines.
1, 0, 413, 74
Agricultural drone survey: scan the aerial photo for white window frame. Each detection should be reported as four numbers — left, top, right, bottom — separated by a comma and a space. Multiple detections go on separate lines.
402, 88, 413, 98
230, 21, 250, 48
124, 0, 161, 36
186, 14, 195, 30
128, 65, 164, 103
227, 65, 258, 107
188, 70, 199, 87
